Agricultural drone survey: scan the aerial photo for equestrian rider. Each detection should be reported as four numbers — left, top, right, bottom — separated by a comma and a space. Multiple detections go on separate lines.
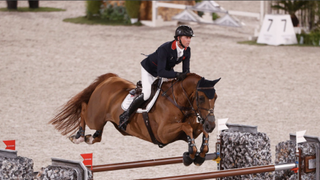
119, 25, 194, 131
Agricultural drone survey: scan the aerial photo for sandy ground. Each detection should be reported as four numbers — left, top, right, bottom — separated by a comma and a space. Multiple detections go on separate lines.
1, 1, 319, 180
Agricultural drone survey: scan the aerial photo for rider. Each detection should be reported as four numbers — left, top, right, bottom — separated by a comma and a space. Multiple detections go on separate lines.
119, 25, 194, 131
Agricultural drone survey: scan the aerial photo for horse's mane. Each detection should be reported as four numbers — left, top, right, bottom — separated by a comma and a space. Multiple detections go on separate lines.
184, 73, 202, 82
174, 73, 202, 88
162, 73, 202, 85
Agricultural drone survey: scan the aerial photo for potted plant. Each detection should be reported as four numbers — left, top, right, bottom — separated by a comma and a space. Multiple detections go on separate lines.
28, 0, 39, 9
125, 1, 141, 24
86, 1, 102, 19
6, 0, 18, 10
271, 0, 310, 27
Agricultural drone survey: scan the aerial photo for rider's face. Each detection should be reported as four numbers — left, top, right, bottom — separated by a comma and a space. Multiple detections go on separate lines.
178, 36, 192, 48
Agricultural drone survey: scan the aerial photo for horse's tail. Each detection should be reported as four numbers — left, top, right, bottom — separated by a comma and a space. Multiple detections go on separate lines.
49, 73, 118, 136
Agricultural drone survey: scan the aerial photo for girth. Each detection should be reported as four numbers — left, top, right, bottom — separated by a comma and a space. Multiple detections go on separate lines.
142, 112, 166, 148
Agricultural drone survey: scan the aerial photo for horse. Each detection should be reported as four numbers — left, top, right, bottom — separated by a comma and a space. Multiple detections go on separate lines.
49, 72, 220, 166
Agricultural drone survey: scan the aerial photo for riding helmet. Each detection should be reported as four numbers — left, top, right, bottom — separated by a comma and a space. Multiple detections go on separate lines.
174, 25, 194, 40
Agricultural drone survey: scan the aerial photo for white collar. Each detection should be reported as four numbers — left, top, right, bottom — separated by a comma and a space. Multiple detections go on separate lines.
176, 41, 184, 58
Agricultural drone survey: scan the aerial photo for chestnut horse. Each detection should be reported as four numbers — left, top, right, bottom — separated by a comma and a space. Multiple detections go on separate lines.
49, 73, 220, 166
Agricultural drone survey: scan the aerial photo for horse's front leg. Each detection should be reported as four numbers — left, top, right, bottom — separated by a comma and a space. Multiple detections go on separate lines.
182, 134, 198, 166
194, 132, 209, 166
180, 124, 198, 166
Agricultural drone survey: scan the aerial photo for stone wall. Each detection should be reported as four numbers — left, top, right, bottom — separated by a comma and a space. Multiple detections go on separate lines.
0, 156, 34, 180
36, 165, 93, 180
220, 131, 273, 180
0, 150, 93, 180
275, 141, 318, 180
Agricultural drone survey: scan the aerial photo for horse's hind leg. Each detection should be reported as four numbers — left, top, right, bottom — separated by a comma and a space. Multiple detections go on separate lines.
69, 102, 87, 144
85, 128, 104, 144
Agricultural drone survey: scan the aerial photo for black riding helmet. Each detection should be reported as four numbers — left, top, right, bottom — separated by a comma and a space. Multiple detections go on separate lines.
174, 25, 194, 40
174, 25, 194, 48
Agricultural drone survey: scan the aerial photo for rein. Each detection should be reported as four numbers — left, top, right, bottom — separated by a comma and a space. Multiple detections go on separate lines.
161, 81, 191, 112
161, 79, 214, 124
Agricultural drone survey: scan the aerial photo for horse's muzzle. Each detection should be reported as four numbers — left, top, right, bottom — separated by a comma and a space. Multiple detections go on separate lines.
203, 115, 215, 133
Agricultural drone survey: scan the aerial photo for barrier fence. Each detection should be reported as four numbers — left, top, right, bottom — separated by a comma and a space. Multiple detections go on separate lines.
67, 125, 319, 180
1, 124, 319, 180
138, 163, 296, 180
89, 153, 218, 173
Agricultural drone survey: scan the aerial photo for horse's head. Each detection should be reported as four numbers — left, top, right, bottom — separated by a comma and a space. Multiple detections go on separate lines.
178, 74, 220, 133
163, 73, 220, 133
194, 77, 220, 133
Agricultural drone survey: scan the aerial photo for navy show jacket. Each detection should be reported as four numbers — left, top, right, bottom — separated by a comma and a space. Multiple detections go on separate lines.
141, 40, 190, 78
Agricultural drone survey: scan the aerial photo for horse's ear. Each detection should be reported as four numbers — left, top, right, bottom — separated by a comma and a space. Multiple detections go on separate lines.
212, 78, 221, 86
199, 77, 221, 87
198, 77, 221, 99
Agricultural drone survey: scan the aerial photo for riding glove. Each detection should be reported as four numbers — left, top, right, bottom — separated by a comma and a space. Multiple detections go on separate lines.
176, 71, 188, 81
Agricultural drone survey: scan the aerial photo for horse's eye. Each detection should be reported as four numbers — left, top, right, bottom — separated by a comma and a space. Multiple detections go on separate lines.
199, 96, 205, 103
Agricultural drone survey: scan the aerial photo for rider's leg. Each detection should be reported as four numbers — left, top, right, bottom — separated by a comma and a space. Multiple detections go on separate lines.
141, 66, 156, 101
119, 94, 145, 131
118, 66, 155, 131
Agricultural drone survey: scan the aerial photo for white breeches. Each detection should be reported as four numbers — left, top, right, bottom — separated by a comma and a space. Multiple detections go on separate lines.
141, 65, 157, 101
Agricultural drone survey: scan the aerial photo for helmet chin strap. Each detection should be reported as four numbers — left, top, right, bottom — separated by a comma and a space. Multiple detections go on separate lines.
178, 37, 185, 49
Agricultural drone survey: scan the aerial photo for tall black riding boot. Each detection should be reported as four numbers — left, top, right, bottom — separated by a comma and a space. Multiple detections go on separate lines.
119, 94, 145, 131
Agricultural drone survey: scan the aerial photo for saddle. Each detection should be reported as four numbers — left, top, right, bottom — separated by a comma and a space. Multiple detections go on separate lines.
121, 78, 163, 113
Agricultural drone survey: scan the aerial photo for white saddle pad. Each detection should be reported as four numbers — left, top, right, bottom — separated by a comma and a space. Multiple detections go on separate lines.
121, 79, 163, 113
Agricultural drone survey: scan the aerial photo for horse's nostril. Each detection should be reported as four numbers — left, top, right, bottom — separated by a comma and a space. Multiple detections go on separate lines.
205, 124, 210, 131
203, 121, 215, 133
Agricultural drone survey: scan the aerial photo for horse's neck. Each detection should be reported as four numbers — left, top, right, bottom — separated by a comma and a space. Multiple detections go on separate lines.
161, 76, 199, 106
178, 74, 201, 95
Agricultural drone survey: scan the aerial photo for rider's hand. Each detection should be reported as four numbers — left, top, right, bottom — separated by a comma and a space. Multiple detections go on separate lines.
176, 71, 188, 81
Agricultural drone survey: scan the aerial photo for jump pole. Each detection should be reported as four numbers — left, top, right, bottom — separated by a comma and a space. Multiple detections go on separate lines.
139, 163, 296, 180
90, 153, 218, 173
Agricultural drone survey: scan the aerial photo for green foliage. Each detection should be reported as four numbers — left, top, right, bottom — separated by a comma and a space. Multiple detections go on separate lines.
66, 2, 143, 26
125, 1, 141, 19
305, 1, 320, 30
271, 0, 309, 15
296, 30, 320, 46
101, 3, 130, 23
212, 13, 219, 21
86, 1, 102, 19
63, 16, 142, 26
271, 0, 310, 27
190, 0, 219, 21
317, 1, 320, 21
195, 0, 204, 17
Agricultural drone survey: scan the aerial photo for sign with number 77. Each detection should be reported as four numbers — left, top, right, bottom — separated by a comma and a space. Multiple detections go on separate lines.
257, 14, 297, 46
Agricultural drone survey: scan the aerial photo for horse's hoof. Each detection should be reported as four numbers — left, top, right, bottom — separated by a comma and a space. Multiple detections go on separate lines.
182, 152, 194, 166
69, 135, 84, 144
194, 153, 206, 166
85, 134, 94, 144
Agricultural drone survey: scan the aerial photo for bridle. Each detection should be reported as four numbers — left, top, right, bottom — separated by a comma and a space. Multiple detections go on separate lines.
185, 81, 215, 124
161, 79, 215, 124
